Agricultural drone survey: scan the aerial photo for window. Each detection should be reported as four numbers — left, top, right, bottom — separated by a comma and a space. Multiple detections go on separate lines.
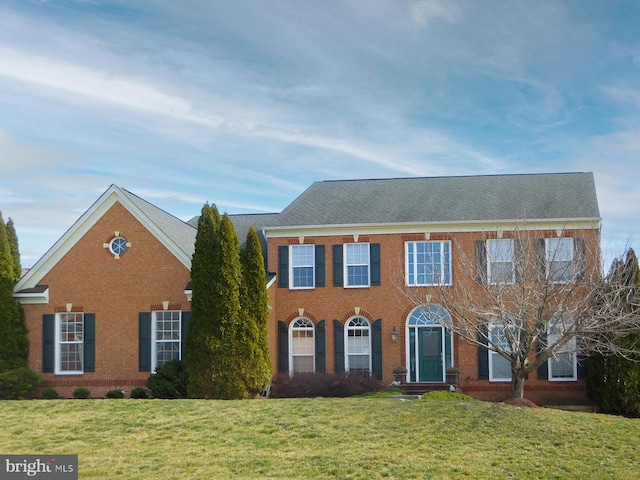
488, 322, 512, 381
406, 241, 452, 286
547, 319, 577, 381
290, 318, 315, 374
56, 313, 84, 374
546, 238, 574, 283
487, 239, 514, 284
290, 245, 315, 288
152, 310, 181, 372
345, 243, 370, 287
345, 317, 371, 372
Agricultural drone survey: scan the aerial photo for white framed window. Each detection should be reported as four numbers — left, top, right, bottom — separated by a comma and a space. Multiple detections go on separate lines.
546, 238, 574, 284
152, 310, 181, 372
487, 239, 515, 284
547, 319, 577, 381
345, 243, 370, 287
290, 318, 315, 374
290, 245, 315, 289
345, 317, 371, 373
55, 312, 84, 375
488, 322, 512, 381
406, 241, 452, 286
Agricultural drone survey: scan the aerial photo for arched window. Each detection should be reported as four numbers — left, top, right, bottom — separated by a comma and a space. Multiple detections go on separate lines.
345, 317, 371, 373
406, 305, 454, 383
290, 318, 315, 374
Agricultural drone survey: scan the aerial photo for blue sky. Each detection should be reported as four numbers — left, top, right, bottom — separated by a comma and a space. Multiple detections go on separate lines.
0, 0, 639, 268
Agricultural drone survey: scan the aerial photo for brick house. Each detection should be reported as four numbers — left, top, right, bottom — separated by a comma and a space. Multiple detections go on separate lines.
14, 172, 601, 402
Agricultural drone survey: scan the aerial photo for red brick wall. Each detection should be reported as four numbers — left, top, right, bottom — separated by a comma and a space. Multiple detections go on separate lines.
268, 228, 600, 404
23, 202, 192, 398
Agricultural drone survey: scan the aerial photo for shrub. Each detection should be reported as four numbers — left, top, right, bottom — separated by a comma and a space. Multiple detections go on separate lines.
147, 360, 189, 399
360, 387, 406, 398
42, 387, 60, 400
73, 387, 91, 399
421, 391, 477, 402
106, 389, 125, 399
130, 387, 149, 399
0, 367, 43, 400
269, 372, 385, 398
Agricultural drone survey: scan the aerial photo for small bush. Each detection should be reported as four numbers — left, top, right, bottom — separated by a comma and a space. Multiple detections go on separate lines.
270, 372, 385, 398
72, 387, 91, 399
361, 387, 406, 398
42, 387, 60, 400
421, 391, 477, 402
106, 389, 125, 399
147, 360, 188, 399
130, 387, 149, 399
0, 367, 43, 400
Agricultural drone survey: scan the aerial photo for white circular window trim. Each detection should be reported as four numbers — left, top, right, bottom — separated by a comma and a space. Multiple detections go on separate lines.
109, 237, 128, 255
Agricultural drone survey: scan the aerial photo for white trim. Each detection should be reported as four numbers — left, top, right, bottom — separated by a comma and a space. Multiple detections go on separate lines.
151, 310, 182, 373
289, 244, 315, 290
344, 316, 372, 373
14, 288, 49, 305
488, 323, 512, 382
54, 312, 84, 375
405, 240, 453, 287
344, 243, 370, 288
487, 239, 515, 285
263, 218, 600, 239
289, 317, 315, 375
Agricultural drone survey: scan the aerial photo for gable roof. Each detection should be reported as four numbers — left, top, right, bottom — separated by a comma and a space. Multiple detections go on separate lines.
275, 172, 600, 227
15, 185, 196, 293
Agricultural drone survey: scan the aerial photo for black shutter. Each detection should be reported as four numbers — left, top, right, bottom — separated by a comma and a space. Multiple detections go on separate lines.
477, 323, 489, 380
333, 245, 343, 287
334, 320, 345, 373
370, 243, 381, 286
84, 313, 96, 373
139, 312, 152, 372
476, 240, 487, 284
181, 311, 191, 360
315, 245, 325, 287
574, 237, 586, 282
278, 246, 289, 288
372, 319, 383, 379
42, 314, 55, 373
577, 353, 588, 379
277, 321, 289, 373
537, 329, 548, 380
315, 320, 326, 373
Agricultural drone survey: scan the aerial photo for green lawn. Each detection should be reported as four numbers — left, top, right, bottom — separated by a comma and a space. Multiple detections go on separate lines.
1, 398, 638, 479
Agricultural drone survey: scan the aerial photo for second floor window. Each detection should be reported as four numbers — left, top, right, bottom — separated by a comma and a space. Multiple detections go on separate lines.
545, 238, 575, 283
487, 239, 515, 284
290, 245, 315, 288
345, 243, 370, 287
406, 241, 452, 286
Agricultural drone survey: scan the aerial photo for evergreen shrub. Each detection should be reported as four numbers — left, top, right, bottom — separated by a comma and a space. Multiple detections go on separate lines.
106, 389, 125, 399
0, 367, 42, 399
42, 387, 60, 400
147, 360, 189, 399
72, 388, 91, 399
130, 387, 149, 399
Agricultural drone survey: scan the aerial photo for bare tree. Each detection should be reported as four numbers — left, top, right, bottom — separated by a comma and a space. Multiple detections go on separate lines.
395, 225, 640, 399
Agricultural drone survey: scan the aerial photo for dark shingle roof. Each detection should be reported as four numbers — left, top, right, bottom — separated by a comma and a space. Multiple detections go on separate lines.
276, 173, 600, 226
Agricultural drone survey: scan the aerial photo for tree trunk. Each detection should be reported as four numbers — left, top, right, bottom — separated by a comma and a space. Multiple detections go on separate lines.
511, 375, 525, 399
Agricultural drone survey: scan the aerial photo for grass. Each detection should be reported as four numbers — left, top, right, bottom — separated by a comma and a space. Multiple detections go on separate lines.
1, 398, 639, 479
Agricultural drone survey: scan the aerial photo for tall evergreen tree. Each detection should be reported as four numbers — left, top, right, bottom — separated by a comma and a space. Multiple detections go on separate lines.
0, 213, 28, 371
208, 213, 246, 399
239, 227, 272, 396
6, 218, 21, 280
587, 248, 640, 416
185, 204, 221, 398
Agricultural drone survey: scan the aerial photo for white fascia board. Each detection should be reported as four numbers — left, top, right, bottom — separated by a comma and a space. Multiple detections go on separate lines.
263, 217, 601, 239
14, 288, 49, 305
15, 185, 191, 292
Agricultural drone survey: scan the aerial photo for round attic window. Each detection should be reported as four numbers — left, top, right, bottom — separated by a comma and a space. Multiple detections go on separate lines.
109, 237, 128, 255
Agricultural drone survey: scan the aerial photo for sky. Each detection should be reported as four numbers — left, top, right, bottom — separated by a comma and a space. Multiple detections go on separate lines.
0, 0, 639, 269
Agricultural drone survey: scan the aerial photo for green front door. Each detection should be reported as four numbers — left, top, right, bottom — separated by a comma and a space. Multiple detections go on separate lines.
418, 327, 443, 382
